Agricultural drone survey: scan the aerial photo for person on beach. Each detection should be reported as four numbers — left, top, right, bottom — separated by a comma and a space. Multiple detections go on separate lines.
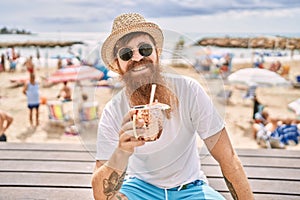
0, 110, 13, 142
57, 81, 72, 102
91, 13, 254, 200
0, 53, 5, 72
24, 56, 35, 74
57, 56, 63, 69
23, 73, 40, 127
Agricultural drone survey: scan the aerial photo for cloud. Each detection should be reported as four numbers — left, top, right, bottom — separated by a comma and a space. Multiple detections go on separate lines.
0, 0, 299, 32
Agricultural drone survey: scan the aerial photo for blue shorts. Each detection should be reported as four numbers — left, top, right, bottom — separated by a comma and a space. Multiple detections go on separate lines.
120, 177, 225, 200
28, 103, 39, 109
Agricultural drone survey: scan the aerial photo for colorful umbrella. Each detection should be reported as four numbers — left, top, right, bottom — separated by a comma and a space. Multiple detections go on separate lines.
46, 65, 103, 84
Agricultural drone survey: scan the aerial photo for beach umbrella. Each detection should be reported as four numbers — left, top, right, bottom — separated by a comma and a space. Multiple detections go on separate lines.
227, 68, 291, 87
46, 65, 103, 84
288, 98, 300, 115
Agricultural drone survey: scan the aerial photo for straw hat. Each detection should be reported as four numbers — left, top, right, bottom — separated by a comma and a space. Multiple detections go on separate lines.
101, 13, 164, 73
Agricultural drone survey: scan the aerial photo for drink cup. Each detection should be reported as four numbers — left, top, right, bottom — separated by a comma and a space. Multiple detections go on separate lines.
131, 102, 170, 142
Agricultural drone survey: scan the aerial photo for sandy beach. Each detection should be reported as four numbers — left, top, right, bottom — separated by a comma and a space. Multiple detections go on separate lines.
1, 56, 300, 151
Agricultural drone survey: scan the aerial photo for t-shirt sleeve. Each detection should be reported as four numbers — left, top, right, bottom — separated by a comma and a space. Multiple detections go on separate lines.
95, 101, 120, 160
188, 78, 225, 139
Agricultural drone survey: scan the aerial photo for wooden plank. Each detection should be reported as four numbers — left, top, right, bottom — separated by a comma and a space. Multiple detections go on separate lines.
201, 156, 300, 168
0, 142, 89, 151
208, 178, 300, 196
0, 150, 95, 161
236, 148, 300, 158
2, 143, 299, 157
202, 165, 300, 180
0, 187, 93, 200
2, 160, 299, 181
0, 187, 299, 200
0, 160, 94, 173
221, 192, 300, 200
0, 172, 91, 187
2, 149, 299, 169
199, 147, 300, 158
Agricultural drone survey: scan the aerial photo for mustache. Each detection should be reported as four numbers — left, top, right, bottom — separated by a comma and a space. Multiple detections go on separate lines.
126, 57, 154, 72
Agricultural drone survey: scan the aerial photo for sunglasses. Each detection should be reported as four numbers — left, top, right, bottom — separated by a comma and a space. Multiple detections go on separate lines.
118, 43, 153, 61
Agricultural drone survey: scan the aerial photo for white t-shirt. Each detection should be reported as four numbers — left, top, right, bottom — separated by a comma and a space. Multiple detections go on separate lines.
96, 74, 225, 188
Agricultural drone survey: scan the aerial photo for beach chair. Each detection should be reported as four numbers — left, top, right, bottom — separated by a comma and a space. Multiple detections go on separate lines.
78, 101, 99, 130
47, 101, 71, 127
79, 101, 98, 121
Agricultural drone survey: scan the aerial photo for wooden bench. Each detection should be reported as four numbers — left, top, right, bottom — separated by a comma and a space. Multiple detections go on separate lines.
0, 143, 299, 199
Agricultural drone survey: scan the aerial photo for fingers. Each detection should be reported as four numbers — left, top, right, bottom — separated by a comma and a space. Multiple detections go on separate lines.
122, 128, 146, 139
120, 115, 145, 135
119, 129, 145, 151
118, 111, 147, 152
121, 110, 136, 126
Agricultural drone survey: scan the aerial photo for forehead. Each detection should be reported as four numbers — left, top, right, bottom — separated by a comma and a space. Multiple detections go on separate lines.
125, 34, 154, 47
115, 33, 154, 49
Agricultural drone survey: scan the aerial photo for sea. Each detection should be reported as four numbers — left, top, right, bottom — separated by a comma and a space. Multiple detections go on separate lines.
0, 31, 299, 68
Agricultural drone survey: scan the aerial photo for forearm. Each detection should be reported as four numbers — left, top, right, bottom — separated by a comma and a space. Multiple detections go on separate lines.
220, 154, 254, 200
91, 148, 131, 200
205, 129, 254, 200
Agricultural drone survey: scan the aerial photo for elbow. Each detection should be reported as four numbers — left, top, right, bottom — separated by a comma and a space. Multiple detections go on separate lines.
91, 170, 104, 200
220, 153, 244, 175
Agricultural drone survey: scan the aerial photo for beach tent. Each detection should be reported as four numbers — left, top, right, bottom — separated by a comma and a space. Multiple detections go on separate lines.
227, 68, 291, 87
45, 65, 103, 84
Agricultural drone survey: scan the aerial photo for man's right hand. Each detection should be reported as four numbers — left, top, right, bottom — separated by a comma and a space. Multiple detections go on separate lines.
118, 110, 146, 154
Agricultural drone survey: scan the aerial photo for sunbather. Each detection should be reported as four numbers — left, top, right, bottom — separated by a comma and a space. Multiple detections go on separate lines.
57, 81, 72, 102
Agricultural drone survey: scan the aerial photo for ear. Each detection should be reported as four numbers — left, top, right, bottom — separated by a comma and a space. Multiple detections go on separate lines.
156, 48, 162, 57
113, 59, 123, 75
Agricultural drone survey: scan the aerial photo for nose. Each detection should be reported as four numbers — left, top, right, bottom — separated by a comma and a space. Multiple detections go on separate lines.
131, 49, 143, 61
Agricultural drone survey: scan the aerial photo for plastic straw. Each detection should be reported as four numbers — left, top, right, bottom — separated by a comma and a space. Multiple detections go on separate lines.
149, 84, 157, 105
133, 114, 138, 139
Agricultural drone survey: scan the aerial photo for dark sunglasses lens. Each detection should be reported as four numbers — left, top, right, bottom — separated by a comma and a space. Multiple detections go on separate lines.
139, 44, 153, 57
119, 48, 133, 61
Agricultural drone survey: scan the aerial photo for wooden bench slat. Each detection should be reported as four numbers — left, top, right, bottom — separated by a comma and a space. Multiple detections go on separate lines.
0, 150, 95, 161
208, 178, 300, 195
0, 160, 94, 173
201, 156, 300, 168
235, 148, 300, 158
2, 149, 299, 169
2, 143, 298, 158
0, 187, 93, 200
2, 160, 299, 181
0, 172, 91, 187
0, 142, 89, 151
221, 192, 300, 200
199, 147, 300, 158
202, 165, 300, 180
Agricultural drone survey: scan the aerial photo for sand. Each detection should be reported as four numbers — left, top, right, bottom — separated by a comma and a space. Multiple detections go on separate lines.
1, 57, 300, 150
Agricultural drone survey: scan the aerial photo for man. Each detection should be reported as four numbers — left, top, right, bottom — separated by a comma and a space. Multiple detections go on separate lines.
91, 13, 254, 200
23, 73, 40, 126
24, 56, 35, 74
0, 110, 13, 142
57, 81, 72, 102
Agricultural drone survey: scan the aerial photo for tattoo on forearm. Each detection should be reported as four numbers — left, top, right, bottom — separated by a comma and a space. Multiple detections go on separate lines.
224, 175, 238, 200
103, 171, 126, 200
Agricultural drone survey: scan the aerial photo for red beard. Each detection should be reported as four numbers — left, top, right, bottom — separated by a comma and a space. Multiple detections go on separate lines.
121, 58, 178, 118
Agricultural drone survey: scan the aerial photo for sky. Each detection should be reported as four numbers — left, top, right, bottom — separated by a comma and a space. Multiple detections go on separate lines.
1, 0, 300, 34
